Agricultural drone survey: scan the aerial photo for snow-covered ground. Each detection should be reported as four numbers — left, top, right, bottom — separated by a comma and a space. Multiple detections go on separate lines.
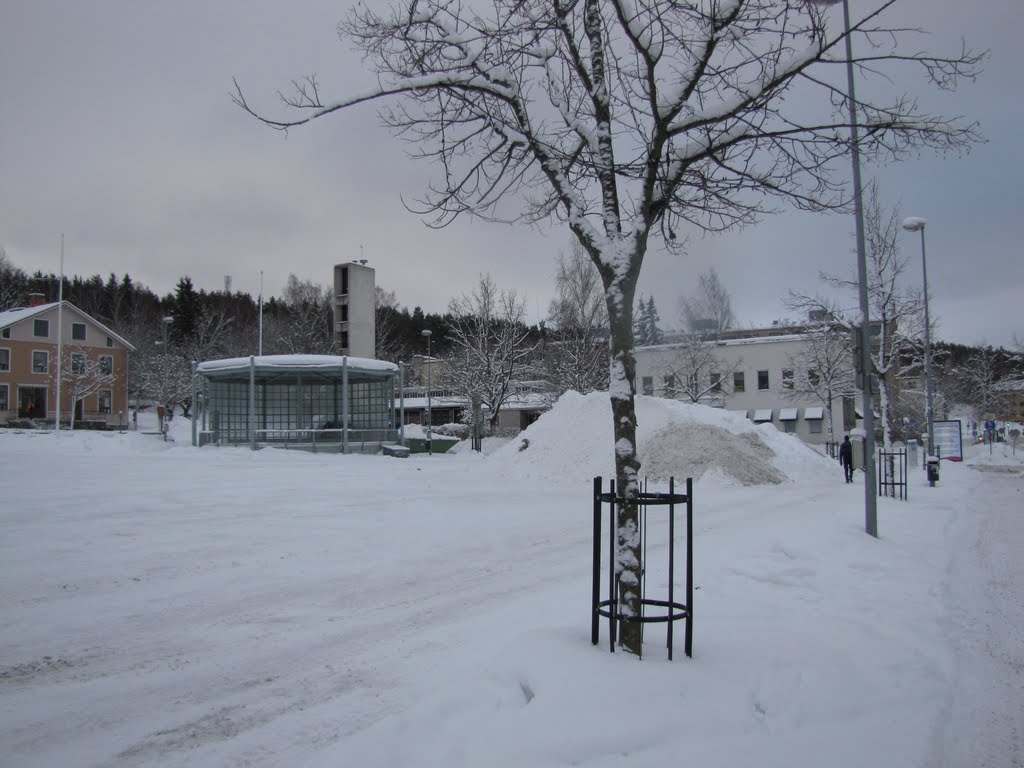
1, 393, 1021, 768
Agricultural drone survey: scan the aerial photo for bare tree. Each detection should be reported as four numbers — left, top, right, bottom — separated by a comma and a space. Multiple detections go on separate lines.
952, 345, 1013, 423
679, 268, 735, 334
443, 274, 537, 430
267, 274, 336, 355
51, 345, 117, 429
234, 0, 981, 653
545, 241, 608, 395
791, 184, 927, 447
0, 248, 29, 311
375, 285, 406, 363
779, 312, 855, 443
655, 338, 738, 406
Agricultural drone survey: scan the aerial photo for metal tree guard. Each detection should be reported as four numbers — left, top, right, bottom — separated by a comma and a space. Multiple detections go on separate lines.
591, 476, 693, 660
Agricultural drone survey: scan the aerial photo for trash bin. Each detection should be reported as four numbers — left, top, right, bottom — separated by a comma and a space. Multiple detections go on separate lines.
926, 456, 940, 484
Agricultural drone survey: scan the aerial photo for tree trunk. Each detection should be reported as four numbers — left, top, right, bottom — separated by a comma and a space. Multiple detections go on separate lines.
606, 291, 643, 655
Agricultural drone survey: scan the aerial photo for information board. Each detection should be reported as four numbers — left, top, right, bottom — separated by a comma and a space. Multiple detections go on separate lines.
932, 419, 963, 462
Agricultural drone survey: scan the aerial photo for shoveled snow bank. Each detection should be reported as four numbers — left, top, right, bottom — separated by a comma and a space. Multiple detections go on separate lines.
495, 391, 834, 486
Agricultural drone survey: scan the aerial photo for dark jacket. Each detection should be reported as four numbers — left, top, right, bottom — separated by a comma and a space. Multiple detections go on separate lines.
839, 439, 853, 465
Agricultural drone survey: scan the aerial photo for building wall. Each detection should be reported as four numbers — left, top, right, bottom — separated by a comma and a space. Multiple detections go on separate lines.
635, 332, 859, 445
0, 304, 132, 426
333, 262, 376, 358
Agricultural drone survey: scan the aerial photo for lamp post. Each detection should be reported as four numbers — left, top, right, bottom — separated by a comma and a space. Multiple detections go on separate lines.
157, 316, 173, 439
902, 216, 935, 483
421, 329, 432, 456
807, 0, 877, 535
160, 316, 174, 348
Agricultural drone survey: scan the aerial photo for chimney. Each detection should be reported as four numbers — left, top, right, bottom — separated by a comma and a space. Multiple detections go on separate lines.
28, 293, 47, 307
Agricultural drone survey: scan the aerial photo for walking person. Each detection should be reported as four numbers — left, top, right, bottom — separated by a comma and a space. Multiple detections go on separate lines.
839, 435, 854, 483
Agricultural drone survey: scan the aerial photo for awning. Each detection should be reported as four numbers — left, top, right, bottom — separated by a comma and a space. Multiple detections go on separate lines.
778, 408, 798, 421
752, 409, 774, 422
804, 406, 824, 420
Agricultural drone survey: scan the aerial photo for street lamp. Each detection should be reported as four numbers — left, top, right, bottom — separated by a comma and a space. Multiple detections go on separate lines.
902, 216, 935, 483
421, 329, 432, 456
160, 316, 174, 348
156, 316, 174, 439
807, 0, 877, 535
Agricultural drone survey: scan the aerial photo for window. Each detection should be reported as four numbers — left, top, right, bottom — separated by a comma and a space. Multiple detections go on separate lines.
71, 353, 86, 375
1, 328, 9, 339
642, 376, 654, 396
32, 350, 49, 373
687, 373, 697, 392
733, 371, 745, 393
0, 384, 8, 412
710, 371, 722, 392
0, 348, 9, 372
782, 368, 794, 390
808, 369, 820, 386
72, 322, 87, 341
106, 336, 114, 348
664, 375, 675, 395
33, 319, 49, 338
340, 304, 349, 322
98, 390, 112, 414
784, 420, 797, 433
757, 370, 770, 390
809, 419, 823, 434
341, 331, 350, 349
99, 355, 113, 376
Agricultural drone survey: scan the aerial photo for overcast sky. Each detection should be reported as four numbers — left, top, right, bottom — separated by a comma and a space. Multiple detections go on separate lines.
1, 0, 1021, 348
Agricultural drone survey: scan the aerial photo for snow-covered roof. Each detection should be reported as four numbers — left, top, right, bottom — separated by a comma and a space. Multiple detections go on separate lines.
197, 354, 398, 376
804, 406, 824, 420
779, 408, 799, 421
0, 301, 137, 351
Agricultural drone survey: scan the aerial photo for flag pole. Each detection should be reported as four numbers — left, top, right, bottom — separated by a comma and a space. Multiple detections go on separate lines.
56, 234, 64, 435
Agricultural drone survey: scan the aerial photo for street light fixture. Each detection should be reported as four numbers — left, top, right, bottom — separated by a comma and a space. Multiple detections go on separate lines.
160, 316, 174, 348
421, 329, 433, 456
902, 216, 935, 484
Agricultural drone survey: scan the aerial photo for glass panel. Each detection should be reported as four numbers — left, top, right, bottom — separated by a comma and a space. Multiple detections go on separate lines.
72, 323, 87, 341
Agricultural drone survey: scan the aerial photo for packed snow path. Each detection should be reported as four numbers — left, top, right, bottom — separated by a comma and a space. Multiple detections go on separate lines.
934, 465, 1024, 768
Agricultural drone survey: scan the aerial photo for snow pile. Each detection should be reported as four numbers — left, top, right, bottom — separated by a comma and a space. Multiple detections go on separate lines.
495, 391, 832, 486
963, 439, 1024, 469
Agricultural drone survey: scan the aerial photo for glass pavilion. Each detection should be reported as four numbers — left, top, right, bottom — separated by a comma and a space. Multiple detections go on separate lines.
195, 355, 400, 452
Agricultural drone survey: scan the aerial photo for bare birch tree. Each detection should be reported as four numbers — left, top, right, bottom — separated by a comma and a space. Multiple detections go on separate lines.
234, 0, 981, 653
789, 184, 930, 447
779, 311, 855, 443
679, 268, 735, 334
545, 241, 608, 395
52, 346, 117, 429
443, 274, 537, 430
655, 338, 738, 405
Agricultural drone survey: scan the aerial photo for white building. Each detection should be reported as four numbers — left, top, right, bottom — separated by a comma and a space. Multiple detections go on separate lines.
635, 324, 862, 445
333, 262, 376, 358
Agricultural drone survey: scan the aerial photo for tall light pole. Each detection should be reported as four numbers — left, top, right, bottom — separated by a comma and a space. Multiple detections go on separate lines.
902, 217, 935, 479
421, 329, 432, 456
158, 316, 173, 439
160, 316, 174, 348
808, 0, 877, 535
